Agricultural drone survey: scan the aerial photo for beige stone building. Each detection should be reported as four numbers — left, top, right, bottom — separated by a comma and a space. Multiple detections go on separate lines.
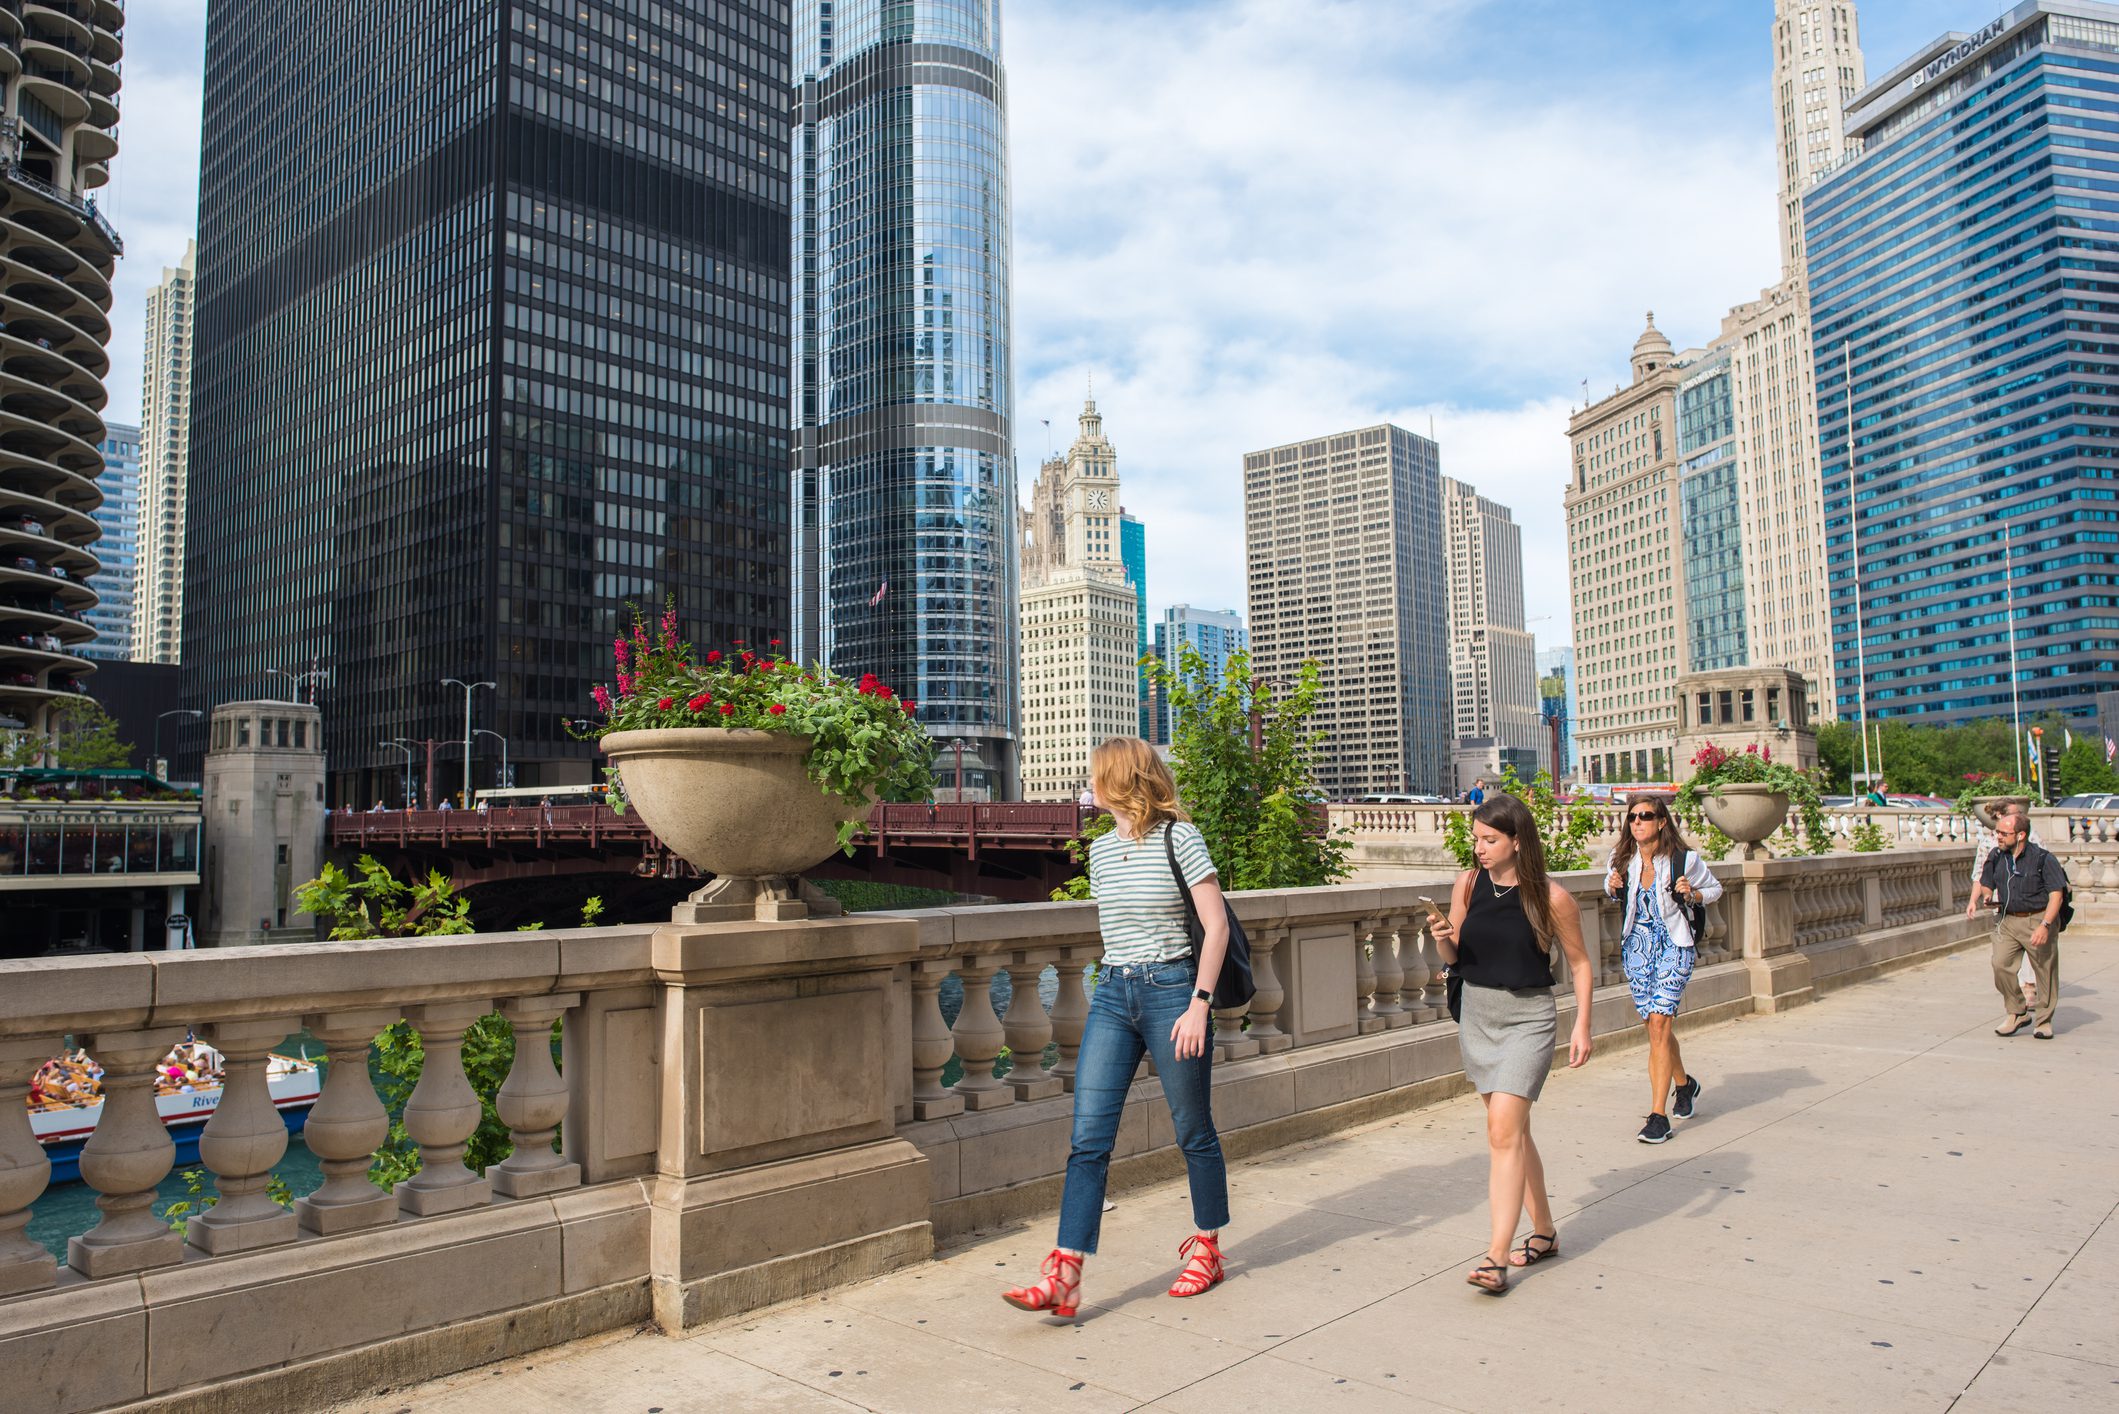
1565, 319, 1692, 784
137, 240, 195, 666
201, 699, 326, 947
1443, 478, 1542, 787
1243, 424, 1449, 800
1018, 399, 1141, 800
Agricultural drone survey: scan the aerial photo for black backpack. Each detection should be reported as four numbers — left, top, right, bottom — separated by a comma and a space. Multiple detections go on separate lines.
1166, 825, 1256, 1010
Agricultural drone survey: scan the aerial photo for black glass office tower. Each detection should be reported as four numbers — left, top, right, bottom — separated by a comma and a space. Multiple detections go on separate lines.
791, 0, 1019, 798
184, 1, 792, 803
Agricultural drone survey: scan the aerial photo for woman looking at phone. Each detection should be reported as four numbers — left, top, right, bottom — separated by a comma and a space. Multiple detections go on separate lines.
1429, 794, 1595, 1294
1603, 794, 1722, 1144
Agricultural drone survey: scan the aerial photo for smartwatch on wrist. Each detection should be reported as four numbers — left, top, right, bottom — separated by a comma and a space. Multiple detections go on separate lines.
1193, 988, 1212, 1004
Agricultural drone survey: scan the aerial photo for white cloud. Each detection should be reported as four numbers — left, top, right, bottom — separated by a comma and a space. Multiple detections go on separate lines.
1007, 0, 1786, 647
88, 2, 208, 429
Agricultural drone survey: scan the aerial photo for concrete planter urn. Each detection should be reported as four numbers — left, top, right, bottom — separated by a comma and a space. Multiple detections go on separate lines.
1701, 782, 1791, 860
1969, 795, 2032, 828
600, 727, 863, 922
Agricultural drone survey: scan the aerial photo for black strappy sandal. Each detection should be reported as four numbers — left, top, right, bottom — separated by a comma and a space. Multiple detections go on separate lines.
1467, 1259, 1509, 1294
1513, 1232, 1558, 1266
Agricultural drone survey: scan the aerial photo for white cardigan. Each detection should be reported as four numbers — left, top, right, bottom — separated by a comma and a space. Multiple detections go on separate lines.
1606, 848, 1724, 949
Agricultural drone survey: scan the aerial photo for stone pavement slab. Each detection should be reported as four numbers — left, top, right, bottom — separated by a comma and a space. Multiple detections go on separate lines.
332, 939, 2119, 1414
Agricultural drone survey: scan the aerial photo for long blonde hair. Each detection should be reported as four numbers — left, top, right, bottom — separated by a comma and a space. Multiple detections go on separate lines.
1090, 737, 1186, 833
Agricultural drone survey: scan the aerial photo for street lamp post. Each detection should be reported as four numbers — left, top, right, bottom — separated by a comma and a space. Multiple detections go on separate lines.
152, 709, 202, 780
381, 739, 415, 807
441, 678, 495, 806
948, 738, 966, 803
474, 728, 510, 791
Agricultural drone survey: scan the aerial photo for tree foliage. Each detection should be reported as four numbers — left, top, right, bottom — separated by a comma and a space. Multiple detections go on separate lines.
1815, 716, 2069, 796
2056, 736, 2118, 797
2, 698, 136, 770
1441, 767, 1602, 872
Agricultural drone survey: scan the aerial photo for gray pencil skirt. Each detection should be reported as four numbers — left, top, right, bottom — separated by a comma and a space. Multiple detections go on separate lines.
1457, 982, 1557, 1101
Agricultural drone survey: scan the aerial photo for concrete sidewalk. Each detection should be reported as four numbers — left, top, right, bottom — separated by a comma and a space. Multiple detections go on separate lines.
336, 938, 2119, 1414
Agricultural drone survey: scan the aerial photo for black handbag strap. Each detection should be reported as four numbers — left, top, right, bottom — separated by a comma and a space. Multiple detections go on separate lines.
1165, 823, 1201, 936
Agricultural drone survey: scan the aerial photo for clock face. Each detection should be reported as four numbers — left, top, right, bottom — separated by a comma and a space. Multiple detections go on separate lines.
1087, 490, 1111, 511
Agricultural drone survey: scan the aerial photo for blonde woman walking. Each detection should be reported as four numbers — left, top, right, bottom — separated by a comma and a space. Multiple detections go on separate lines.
1430, 794, 1594, 1294
1002, 737, 1231, 1319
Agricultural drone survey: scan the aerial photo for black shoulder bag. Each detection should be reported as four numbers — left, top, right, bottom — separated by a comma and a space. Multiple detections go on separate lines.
1167, 825, 1256, 1010
1675, 851, 1709, 941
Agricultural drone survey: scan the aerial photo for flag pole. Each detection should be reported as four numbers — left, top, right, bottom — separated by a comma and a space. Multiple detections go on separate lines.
2006, 522, 2024, 782
1846, 340, 1874, 789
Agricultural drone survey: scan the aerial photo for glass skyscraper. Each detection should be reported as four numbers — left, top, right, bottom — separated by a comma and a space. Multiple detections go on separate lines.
1675, 352, 1747, 673
791, 0, 1019, 797
1808, 1, 2119, 724
1120, 511, 1146, 736
84, 424, 139, 661
185, 2, 793, 803
1150, 605, 1246, 746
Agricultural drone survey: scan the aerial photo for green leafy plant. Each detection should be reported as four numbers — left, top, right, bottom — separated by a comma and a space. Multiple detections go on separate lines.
1674, 743, 1830, 856
574, 602, 934, 846
1848, 818, 1888, 852
295, 857, 474, 940
1951, 773, 2035, 817
161, 1168, 294, 1229
1440, 767, 1601, 872
1050, 810, 1116, 901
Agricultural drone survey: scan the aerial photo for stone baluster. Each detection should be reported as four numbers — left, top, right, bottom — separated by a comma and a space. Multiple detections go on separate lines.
1354, 922, 1380, 1034
1001, 952, 1062, 1100
1047, 950, 1091, 1091
296, 1007, 401, 1235
187, 1018, 303, 1254
0, 1036, 61, 1296
910, 960, 965, 1119
1248, 927, 1292, 1052
1400, 921, 1435, 1022
1213, 1002, 1259, 1060
491, 994, 583, 1198
397, 1001, 494, 1216
1370, 916, 1406, 1026
949, 956, 1012, 1110
68, 1028, 187, 1278
1420, 922, 1449, 1017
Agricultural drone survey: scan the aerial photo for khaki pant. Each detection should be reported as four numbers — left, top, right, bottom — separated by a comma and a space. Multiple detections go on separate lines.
1992, 914, 2058, 1028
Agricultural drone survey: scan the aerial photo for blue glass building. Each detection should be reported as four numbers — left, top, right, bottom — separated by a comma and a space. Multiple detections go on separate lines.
1808, 1, 2119, 724
1121, 510, 1146, 736
1536, 644, 1576, 776
83, 423, 139, 661
1676, 353, 1748, 673
792, 0, 1019, 795
1150, 605, 1246, 745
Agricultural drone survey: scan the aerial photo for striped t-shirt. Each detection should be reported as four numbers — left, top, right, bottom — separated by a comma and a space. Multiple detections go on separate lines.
1089, 820, 1218, 966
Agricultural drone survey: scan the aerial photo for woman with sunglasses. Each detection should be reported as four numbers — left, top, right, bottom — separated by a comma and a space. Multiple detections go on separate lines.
1605, 795, 1722, 1143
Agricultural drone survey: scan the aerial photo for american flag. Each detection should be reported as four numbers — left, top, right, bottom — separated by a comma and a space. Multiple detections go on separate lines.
2107, 735, 2116, 764
868, 579, 888, 607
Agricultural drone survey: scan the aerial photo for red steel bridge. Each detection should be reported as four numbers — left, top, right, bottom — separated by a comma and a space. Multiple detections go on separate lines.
327, 802, 1096, 922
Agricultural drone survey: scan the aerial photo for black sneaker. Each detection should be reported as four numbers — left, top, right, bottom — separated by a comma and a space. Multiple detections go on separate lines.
1637, 1113, 1673, 1144
1672, 1074, 1702, 1120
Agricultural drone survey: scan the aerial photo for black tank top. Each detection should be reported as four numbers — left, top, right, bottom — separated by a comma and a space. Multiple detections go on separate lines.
1453, 870, 1554, 992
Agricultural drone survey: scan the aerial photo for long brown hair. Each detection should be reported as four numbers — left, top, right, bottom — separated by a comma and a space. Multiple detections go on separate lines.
1610, 792, 1691, 880
1090, 737, 1187, 833
1473, 793, 1556, 951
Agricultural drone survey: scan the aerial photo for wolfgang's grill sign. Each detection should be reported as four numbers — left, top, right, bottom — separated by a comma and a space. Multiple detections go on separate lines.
1912, 17, 2010, 87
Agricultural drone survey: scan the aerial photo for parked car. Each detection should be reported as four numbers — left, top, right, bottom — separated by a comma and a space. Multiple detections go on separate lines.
2057, 793, 2119, 810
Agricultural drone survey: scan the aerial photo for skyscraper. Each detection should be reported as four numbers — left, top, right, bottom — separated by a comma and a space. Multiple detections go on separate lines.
1243, 424, 1449, 798
1536, 645, 1576, 777
1018, 399, 1135, 799
791, 0, 1019, 798
1150, 605, 1246, 746
1809, 1, 2119, 724
84, 424, 140, 661
185, 3, 793, 803
1442, 477, 1540, 788
1120, 509, 1146, 737
136, 241, 194, 667
0, 4, 125, 734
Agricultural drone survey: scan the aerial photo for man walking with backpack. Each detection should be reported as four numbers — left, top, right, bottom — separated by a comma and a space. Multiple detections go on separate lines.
1967, 805, 2066, 1040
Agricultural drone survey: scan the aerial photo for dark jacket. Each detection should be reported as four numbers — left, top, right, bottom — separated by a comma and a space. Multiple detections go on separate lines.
1979, 840, 2065, 915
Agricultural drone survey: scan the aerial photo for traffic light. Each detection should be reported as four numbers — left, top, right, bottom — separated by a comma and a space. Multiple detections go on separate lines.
2042, 743, 2062, 803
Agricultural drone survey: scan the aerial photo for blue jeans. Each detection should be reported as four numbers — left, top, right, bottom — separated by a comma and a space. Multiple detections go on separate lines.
1055, 959, 1231, 1254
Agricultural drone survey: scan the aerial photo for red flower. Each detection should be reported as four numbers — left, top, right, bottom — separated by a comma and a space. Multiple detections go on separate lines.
770, 638, 783, 647
732, 640, 746, 647
768, 703, 786, 716
657, 696, 674, 710
687, 693, 712, 711
591, 685, 612, 712
902, 700, 917, 713
706, 650, 722, 664
719, 703, 736, 716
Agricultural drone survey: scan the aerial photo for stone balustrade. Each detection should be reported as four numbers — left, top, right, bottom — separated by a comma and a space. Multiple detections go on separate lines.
0, 848, 1992, 1413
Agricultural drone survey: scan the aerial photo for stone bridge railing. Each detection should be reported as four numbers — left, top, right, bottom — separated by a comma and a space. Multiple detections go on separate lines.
0, 848, 1985, 1413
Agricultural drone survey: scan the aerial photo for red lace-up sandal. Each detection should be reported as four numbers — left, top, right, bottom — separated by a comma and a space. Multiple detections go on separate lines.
1002, 1249, 1083, 1319
1168, 1233, 1224, 1298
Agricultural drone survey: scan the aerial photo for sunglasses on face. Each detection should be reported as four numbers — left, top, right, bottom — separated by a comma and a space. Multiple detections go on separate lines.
1628, 812, 1664, 823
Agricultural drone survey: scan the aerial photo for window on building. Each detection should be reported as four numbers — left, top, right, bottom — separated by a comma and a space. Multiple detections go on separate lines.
237, 719, 250, 748
1741, 689, 1755, 723
1717, 690, 1734, 724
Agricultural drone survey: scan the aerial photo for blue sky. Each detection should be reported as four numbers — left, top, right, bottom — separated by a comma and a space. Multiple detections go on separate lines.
108, 0, 1959, 649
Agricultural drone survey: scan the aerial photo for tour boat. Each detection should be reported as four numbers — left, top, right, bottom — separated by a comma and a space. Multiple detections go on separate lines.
27, 1043, 323, 1184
